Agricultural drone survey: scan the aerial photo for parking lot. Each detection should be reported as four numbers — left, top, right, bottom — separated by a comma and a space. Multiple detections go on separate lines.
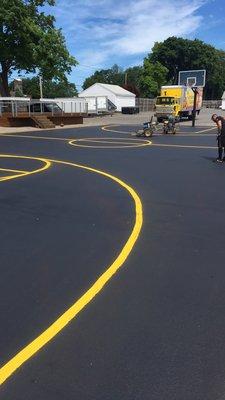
1, 120, 225, 400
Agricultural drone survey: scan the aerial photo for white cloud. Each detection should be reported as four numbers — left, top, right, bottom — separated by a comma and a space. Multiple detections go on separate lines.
48, 0, 207, 84
106, 1, 204, 54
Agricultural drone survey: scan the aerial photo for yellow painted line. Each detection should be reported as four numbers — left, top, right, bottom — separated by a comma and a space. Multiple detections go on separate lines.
102, 125, 134, 135
151, 143, 216, 150
0, 131, 151, 149
1, 134, 69, 141
1, 133, 136, 143
69, 137, 151, 149
76, 141, 145, 145
0, 168, 28, 174
0, 174, 26, 182
69, 143, 150, 149
191, 126, 216, 134
76, 137, 146, 144
168, 133, 216, 137
0, 155, 51, 183
76, 140, 143, 144
102, 125, 216, 136
0, 156, 143, 385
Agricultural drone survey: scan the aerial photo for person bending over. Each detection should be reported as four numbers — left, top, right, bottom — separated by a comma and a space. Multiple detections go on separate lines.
211, 114, 225, 162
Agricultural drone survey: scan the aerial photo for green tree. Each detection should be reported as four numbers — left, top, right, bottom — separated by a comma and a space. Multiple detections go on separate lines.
123, 66, 143, 96
125, 66, 143, 86
83, 64, 144, 94
82, 64, 124, 89
140, 60, 168, 98
0, 0, 77, 96
13, 77, 78, 98
148, 37, 225, 99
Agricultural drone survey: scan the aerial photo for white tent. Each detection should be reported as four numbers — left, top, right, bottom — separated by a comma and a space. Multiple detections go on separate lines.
79, 83, 136, 112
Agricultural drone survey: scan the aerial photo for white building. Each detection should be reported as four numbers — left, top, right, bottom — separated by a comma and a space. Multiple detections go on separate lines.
79, 83, 136, 112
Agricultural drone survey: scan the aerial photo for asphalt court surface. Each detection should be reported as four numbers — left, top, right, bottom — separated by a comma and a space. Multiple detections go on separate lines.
1, 123, 225, 400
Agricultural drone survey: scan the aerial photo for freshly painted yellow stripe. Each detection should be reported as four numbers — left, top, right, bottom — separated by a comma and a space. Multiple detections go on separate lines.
151, 143, 216, 150
69, 137, 151, 149
76, 139, 145, 145
101, 125, 133, 135
0, 174, 26, 182
0, 168, 28, 174
0, 155, 51, 183
70, 143, 149, 149
101, 125, 216, 135
1, 134, 69, 141
190, 126, 216, 134
0, 156, 143, 385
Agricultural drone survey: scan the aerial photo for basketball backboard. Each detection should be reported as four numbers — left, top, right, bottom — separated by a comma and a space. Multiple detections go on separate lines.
178, 70, 206, 87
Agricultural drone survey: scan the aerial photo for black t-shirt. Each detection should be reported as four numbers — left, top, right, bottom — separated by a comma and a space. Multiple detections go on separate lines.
217, 116, 225, 136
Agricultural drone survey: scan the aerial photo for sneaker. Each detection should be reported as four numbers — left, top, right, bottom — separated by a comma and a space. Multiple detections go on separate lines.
215, 158, 223, 163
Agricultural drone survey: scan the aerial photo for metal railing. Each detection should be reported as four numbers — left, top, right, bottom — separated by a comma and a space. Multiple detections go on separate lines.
0, 98, 88, 117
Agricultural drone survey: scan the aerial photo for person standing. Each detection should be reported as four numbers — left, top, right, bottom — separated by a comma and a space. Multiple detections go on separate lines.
211, 114, 225, 162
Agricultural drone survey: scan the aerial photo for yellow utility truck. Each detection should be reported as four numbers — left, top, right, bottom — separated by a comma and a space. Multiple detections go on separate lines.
155, 85, 203, 122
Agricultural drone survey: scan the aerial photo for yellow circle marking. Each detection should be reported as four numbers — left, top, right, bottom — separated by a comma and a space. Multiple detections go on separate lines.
0, 155, 51, 182
0, 156, 143, 385
69, 137, 151, 149
102, 125, 133, 135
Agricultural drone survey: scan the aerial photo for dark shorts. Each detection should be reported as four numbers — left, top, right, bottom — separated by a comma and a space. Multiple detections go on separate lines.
217, 135, 225, 147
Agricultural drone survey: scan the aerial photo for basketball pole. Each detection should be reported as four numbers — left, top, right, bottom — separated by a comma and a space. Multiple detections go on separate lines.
192, 87, 198, 127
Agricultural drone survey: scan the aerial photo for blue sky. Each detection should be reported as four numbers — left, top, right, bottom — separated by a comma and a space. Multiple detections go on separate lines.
44, 0, 225, 91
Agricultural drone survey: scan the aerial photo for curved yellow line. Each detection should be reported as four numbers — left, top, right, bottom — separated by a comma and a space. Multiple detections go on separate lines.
102, 125, 133, 135
0, 156, 143, 385
0, 155, 51, 182
69, 137, 151, 149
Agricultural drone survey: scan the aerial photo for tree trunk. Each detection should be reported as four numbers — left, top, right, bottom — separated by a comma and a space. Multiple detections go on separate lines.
0, 63, 10, 96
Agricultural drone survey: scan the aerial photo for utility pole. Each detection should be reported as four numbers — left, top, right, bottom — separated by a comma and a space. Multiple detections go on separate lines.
124, 73, 128, 85
39, 75, 43, 99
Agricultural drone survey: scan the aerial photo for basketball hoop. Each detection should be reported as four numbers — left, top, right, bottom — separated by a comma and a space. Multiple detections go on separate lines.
187, 77, 197, 87
178, 70, 206, 128
178, 70, 206, 88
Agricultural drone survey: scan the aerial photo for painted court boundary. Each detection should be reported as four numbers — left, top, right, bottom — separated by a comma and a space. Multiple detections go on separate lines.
0, 127, 217, 384
69, 137, 151, 148
0, 155, 51, 182
101, 125, 216, 135
0, 155, 143, 385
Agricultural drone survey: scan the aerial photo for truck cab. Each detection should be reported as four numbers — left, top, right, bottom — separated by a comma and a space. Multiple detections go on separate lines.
155, 85, 203, 123
155, 96, 180, 122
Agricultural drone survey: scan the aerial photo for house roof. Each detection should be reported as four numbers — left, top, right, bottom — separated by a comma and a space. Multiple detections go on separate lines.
222, 91, 225, 99
80, 83, 135, 97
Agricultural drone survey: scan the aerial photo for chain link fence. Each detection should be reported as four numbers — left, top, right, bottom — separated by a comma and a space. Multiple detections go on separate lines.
135, 98, 155, 112
202, 100, 222, 109
136, 98, 222, 112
